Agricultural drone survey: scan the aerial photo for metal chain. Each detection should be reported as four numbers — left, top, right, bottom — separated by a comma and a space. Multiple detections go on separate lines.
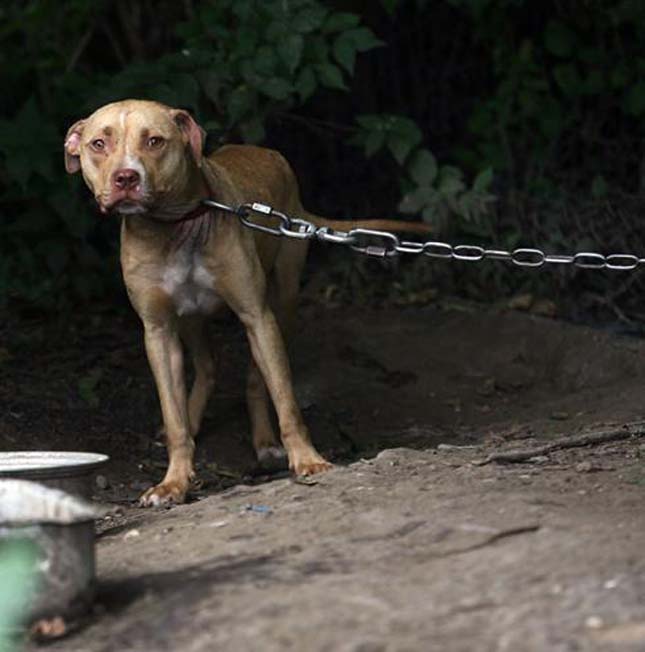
203, 199, 645, 271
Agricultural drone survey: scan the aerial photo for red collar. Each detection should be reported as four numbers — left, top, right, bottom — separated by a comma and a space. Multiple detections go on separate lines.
171, 201, 212, 224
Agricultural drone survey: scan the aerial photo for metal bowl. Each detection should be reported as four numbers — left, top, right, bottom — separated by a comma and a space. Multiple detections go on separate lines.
0, 451, 109, 500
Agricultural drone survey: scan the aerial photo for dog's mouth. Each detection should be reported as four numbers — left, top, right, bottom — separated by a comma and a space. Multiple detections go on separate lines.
111, 200, 148, 215
99, 195, 151, 216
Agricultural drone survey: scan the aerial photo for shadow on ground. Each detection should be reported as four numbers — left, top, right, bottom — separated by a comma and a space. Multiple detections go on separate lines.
4, 302, 645, 651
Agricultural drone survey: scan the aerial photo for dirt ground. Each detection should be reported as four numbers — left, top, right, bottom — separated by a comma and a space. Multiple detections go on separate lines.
3, 300, 645, 651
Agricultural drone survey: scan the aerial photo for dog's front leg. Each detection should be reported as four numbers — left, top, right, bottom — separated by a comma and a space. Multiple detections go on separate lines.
243, 308, 332, 476
140, 322, 195, 506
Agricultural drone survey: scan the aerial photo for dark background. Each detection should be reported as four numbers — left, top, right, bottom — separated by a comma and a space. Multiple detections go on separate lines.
3, 0, 645, 325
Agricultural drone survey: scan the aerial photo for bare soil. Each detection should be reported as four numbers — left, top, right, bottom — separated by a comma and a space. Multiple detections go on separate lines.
3, 301, 645, 651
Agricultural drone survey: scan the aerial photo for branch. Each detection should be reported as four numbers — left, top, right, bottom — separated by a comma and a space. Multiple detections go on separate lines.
66, 25, 95, 73
473, 422, 645, 466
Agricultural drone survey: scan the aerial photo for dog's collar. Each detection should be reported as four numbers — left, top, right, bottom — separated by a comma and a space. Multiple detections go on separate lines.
170, 201, 213, 224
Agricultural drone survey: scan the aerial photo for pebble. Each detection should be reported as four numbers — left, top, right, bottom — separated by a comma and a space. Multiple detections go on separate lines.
550, 411, 570, 421
375, 450, 399, 465
585, 615, 604, 629
530, 298, 557, 318
575, 461, 593, 473
123, 528, 141, 541
507, 293, 533, 311
95, 474, 109, 490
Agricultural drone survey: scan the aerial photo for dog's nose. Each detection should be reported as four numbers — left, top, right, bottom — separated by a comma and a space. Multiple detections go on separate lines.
113, 168, 140, 190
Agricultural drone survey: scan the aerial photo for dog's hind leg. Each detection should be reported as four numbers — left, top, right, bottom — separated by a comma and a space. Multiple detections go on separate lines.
247, 239, 308, 467
247, 359, 283, 466
180, 315, 218, 438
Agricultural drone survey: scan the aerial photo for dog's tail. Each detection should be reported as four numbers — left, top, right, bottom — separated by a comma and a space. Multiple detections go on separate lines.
303, 212, 432, 236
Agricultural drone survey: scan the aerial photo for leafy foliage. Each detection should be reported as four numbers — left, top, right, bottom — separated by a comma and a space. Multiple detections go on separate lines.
4, 0, 645, 318
352, 116, 494, 229
0, 0, 384, 309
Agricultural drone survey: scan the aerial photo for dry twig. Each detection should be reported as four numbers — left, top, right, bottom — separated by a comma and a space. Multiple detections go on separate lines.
437, 524, 541, 557
473, 422, 645, 466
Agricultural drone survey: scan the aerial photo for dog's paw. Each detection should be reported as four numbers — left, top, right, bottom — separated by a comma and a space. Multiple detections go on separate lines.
139, 480, 188, 507
291, 452, 333, 476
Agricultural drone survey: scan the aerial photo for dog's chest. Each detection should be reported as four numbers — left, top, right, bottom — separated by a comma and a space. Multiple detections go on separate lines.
160, 252, 221, 316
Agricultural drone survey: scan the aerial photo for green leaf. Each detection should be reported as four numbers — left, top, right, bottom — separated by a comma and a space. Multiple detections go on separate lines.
316, 63, 347, 90
333, 34, 356, 74
295, 67, 316, 101
305, 35, 330, 63
323, 12, 360, 33
473, 167, 493, 192
398, 186, 436, 214
387, 116, 422, 163
227, 85, 254, 121
388, 134, 415, 165
438, 166, 465, 195
293, 6, 329, 33
408, 149, 438, 186
266, 19, 289, 41
422, 201, 443, 226
236, 27, 260, 57
364, 130, 387, 156
390, 115, 423, 138
260, 78, 292, 100
544, 20, 574, 58
356, 114, 385, 130
344, 27, 384, 52
254, 46, 278, 76
278, 34, 304, 74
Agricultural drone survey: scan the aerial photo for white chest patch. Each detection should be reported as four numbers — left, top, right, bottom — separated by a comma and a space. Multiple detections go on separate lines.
160, 253, 221, 316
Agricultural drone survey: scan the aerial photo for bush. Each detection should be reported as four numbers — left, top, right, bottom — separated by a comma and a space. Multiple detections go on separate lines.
4, 0, 645, 320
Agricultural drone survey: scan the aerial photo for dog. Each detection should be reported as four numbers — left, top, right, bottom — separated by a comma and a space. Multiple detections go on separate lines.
64, 99, 430, 506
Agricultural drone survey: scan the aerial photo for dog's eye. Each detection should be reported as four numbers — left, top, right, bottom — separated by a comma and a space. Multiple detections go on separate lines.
90, 138, 105, 151
147, 136, 165, 149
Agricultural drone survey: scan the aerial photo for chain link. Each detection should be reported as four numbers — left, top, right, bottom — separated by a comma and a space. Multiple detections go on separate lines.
202, 199, 645, 271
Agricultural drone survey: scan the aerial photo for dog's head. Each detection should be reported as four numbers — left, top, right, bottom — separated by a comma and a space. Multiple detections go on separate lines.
64, 100, 205, 216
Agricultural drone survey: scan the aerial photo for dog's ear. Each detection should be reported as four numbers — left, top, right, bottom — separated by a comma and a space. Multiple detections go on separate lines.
171, 109, 206, 167
64, 120, 85, 174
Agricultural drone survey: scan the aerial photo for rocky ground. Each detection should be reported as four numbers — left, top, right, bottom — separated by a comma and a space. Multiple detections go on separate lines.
3, 302, 645, 651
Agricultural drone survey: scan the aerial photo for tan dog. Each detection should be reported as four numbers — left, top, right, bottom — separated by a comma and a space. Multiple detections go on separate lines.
64, 99, 429, 506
